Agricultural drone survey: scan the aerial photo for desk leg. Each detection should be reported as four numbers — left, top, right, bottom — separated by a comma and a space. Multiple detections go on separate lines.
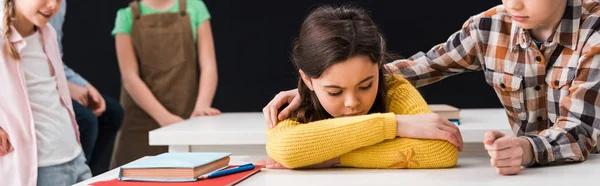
169, 145, 191, 152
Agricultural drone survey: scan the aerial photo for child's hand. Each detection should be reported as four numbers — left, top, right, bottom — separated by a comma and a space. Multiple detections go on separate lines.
0, 128, 14, 156
384, 63, 399, 73
395, 114, 463, 151
263, 89, 301, 128
86, 85, 106, 116
190, 106, 221, 118
255, 157, 288, 169
68, 82, 90, 106
483, 130, 533, 175
158, 113, 184, 127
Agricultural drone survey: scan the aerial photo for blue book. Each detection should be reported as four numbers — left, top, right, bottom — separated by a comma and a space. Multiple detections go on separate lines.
118, 152, 231, 182
449, 119, 461, 125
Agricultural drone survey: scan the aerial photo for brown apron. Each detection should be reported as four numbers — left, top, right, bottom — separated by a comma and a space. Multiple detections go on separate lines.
110, 0, 199, 168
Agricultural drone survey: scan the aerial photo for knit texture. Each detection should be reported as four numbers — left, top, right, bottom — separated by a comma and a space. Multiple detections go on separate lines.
266, 75, 458, 169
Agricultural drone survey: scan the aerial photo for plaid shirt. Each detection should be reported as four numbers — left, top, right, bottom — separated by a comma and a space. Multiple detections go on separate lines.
389, 0, 600, 165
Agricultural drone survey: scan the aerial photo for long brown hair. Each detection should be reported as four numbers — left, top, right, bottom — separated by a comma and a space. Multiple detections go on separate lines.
3, 0, 20, 60
292, 5, 391, 123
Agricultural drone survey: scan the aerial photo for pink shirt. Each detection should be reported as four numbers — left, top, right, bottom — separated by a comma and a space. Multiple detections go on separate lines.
0, 24, 80, 186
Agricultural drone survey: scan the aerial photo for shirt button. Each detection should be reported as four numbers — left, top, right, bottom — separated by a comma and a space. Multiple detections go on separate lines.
554, 80, 560, 86
535, 56, 542, 62
500, 83, 506, 89
537, 116, 543, 121
535, 85, 541, 91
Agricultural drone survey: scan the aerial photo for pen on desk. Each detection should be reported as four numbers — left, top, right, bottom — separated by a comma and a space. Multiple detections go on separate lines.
198, 163, 255, 180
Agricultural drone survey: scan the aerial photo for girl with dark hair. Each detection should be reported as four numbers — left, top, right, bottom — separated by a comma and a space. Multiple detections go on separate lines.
260, 5, 461, 169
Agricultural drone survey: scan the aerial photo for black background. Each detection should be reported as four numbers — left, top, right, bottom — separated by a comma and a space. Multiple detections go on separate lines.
62, 0, 503, 112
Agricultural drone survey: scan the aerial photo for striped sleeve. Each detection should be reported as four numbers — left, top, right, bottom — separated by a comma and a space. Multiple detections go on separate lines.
386, 9, 495, 87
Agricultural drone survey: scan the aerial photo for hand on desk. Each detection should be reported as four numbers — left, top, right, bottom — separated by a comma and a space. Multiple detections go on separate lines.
484, 130, 534, 175
190, 106, 221, 117
396, 114, 463, 151
255, 157, 287, 169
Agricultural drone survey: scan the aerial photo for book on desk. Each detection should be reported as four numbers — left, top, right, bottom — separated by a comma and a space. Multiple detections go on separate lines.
118, 152, 232, 182
429, 104, 460, 125
87, 152, 263, 186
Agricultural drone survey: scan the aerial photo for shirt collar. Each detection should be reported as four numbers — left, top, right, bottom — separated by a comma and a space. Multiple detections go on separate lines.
510, 0, 581, 51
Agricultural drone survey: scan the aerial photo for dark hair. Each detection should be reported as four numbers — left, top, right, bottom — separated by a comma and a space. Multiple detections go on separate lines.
292, 5, 392, 123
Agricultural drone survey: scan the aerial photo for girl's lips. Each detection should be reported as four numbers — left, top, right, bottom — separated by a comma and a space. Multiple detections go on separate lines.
342, 111, 363, 117
39, 11, 52, 18
512, 15, 528, 22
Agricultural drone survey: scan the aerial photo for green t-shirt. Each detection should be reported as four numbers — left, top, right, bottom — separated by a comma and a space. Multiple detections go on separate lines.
111, 0, 211, 41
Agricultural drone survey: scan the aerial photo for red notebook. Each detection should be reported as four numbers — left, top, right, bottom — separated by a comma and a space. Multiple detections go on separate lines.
90, 165, 262, 186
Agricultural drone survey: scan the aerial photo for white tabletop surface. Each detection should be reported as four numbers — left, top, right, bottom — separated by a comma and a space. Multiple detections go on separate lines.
149, 109, 513, 146
74, 149, 600, 186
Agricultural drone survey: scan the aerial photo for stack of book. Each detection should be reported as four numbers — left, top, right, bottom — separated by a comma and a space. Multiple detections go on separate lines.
118, 152, 232, 182
429, 104, 461, 125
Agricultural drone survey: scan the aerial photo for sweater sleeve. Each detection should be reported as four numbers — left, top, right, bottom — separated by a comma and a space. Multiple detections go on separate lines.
340, 75, 458, 168
266, 113, 397, 168
266, 75, 459, 169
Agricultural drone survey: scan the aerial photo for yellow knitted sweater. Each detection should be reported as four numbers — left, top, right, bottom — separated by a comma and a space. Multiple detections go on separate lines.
266, 75, 458, 169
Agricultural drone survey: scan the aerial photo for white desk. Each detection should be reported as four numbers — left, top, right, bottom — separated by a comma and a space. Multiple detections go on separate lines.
74, 148, 600, 186
149, 109, 513, 153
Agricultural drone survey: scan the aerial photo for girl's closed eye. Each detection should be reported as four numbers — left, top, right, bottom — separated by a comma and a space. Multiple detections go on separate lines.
328, 91, 342, 96
359, 82, 373, 90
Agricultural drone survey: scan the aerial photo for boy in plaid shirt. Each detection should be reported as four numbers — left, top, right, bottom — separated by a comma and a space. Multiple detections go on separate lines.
387, 0, 600, 175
